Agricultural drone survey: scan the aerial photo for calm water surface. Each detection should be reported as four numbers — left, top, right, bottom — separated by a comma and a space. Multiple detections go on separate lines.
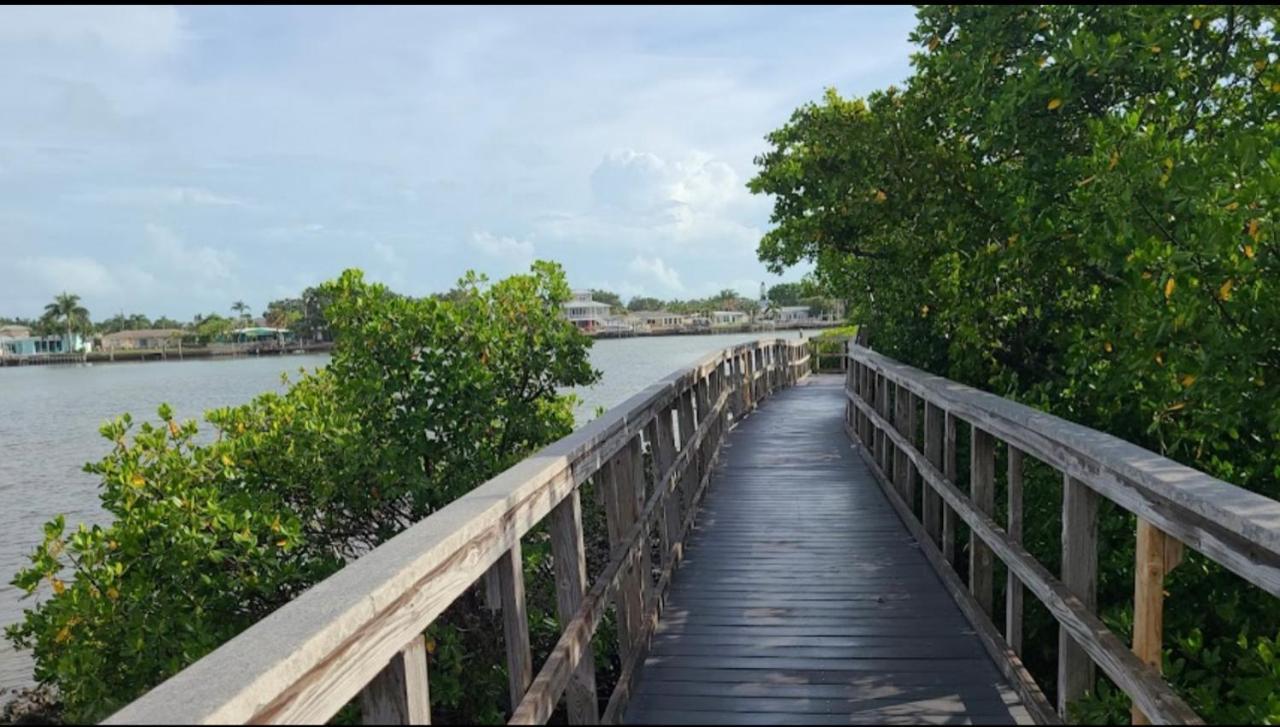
0, 332, 781, 691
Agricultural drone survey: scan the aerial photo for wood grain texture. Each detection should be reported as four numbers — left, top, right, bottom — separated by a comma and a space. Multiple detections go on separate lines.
495, 543, 533, 710
971, 426, 996, 617
1059, 474, 1098, 717
359, 636, 430, 725
1007, 446, 1024, 658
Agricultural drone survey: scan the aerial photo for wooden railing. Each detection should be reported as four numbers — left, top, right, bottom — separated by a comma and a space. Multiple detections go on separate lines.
105, 338, 811, 725
843, 344, 1280, 725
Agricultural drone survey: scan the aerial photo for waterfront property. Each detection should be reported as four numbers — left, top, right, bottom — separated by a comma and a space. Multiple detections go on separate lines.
709, 310, 748, 327
562, 291, 616, 333
0, 332, 90, 357
100, 328, 184, 351
775, 304, 812, 324
631, 310, 688, 334
104, 339, 1280, 725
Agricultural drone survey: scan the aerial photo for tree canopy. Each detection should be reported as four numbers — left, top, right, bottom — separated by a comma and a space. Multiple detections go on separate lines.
749, 5, 1279, 721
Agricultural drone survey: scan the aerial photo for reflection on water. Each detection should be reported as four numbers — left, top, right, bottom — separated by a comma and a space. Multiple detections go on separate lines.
0, 332, 776, 690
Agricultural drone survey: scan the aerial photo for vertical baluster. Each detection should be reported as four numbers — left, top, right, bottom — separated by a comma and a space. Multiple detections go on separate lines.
488, 543, 532, 709
1131, 519, 1182, 725
892, 383, 909, 504
1059, 474, 1098, 716
1006, 446, 1025, 657
360, 635, 431, 725
549, 492, 598, 724
942, 412, 957, 566
970, 426, 995, 616
922, 402, 943, 546
601, 437, 645, 663
677, 388, 697, 517
646, 408, 679, 572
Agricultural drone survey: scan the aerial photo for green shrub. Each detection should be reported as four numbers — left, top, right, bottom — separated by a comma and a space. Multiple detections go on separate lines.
7, 262, 598, 723
749, 5, 1279, 721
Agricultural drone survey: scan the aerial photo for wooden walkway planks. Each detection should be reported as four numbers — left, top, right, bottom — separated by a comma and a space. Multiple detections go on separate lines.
625, 375, 1032, 725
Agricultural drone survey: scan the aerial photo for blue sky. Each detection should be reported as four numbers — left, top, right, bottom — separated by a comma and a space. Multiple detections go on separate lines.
0, 5, 918, 320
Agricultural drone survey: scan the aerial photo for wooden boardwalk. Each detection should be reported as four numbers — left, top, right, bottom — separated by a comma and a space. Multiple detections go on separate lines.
625, 375, 1032, 725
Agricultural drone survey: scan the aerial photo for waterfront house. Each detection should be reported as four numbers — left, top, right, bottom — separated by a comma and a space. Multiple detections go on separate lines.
710, 310, 749, 327
0, 332, 90, 357
561, 291, 614, 334
776, 305, 813, 325
632, 310, 688, 333
101, 328, 185, 351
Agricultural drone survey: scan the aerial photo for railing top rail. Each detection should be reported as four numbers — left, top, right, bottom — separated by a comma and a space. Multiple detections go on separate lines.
848, 344, 1280, 596
106, 337, 807, 725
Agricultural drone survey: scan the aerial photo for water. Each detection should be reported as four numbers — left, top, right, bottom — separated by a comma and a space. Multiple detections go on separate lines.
0, 332, 776, 692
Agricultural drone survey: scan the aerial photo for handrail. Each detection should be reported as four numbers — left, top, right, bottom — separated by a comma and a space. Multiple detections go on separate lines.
843, 344, 1280, 725
105, 337, 811, 725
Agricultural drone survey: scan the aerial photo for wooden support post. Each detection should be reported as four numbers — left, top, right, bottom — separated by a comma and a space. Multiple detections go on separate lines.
942, 412, 958, 566
970, 426, 996, 617
677, 390, 697, 515
627, 434, 654, 619
646, 410, 679, 572
548, 492, 598, 724
878, 374, 891, 475
1132, 519, 1183, 725
491, 543, 533, 709
893, 383, 908, 504
601, 439, 645, 664
1059, 474, 1099, 717
360, 635, 431, 725
922, 402, 944, 546
1006, 446, 1024, 657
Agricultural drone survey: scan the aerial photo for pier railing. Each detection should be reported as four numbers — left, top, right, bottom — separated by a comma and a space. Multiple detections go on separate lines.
843, 344, 1280, 725
105, 338, 810, 725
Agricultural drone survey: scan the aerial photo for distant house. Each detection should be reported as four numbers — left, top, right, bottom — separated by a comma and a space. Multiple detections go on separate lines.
1, 332, 90, 357
710, 310, 749, 327
102, 328, 184, 351
776, 306, 812, 324
633, 310, 687, 333
233, 327, 292, 345
562, 291, 614, 333
0, 324, 31, 340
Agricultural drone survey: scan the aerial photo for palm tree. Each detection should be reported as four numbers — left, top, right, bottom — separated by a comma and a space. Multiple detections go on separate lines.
231, 301, 250, 322
42, 292, 90, 352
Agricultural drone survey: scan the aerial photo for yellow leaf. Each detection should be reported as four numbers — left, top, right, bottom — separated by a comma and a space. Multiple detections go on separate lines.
928, 36, 940, 52
1244, 244, 1255, 259
1047, 98, 1062, 111
1193, 18, 1202, 30
1163, 157, 1174, 169
920, 305, 930, 317
1103, 341, 1113, 353
107, 587, 119, 601
1181, 374, 1197, 388
276, 538, 288, 548
55, 625, 72, 644
1155, 352, 1164, 366
130, 473, 145, 489
168, 419, 180, 437
1164, 277, 1176, 300
1108, 150, 1119, 170
1225, 201, 1240, 211
1272, 82, 1280, 93
1248, 219, 1259, 240
425, 637, 437, 655
51, 578, 65, 596
1167, 401, 1186, 412
874, 190, 887, 203
221, 454, 234, 467
1151, 45, 1161, 54
1219, 279, 1233, 301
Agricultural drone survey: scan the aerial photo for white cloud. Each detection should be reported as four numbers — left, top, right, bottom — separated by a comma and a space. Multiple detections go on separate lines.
145, 223, 236, 281
77, 186, 248, 208
470, 230, 535, 268
628, 255, 684, 292
16, 255, 118, 296
0, 6, 183, 57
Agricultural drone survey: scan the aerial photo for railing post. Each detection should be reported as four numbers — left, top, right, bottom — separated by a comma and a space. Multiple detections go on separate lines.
892, 384, 912, 508
1132, 519, 1182, 725
549, 491, 599, 724
601, 436, 646, 664
489, 542, 533, 709
922, 402, 944, 546
1059, 474, 1099, 716
942, 412, 957, 566
360, 635, 431, 725
1007, 446, 1025, 657
970, 427, 996, 617
677, 388, 698, 517
646, 407, 680, 573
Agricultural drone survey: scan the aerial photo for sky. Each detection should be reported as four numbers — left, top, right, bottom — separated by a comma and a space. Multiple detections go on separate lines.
0, 5, 918, 321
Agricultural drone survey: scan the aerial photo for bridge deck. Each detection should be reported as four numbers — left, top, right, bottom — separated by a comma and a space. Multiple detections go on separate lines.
625, 375, 1031, 725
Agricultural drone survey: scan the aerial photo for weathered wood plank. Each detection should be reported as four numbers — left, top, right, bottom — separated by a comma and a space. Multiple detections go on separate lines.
1059, 474, 1098, 717
1007, 446, 1024, 658
943, 411, 958, 567
494, 543, 532, 710
923, 402, 944, 547
971, 426, 996, 617
1132, 519, 1172, 726
359, 636, 430, 725
549, 492, 598, 725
